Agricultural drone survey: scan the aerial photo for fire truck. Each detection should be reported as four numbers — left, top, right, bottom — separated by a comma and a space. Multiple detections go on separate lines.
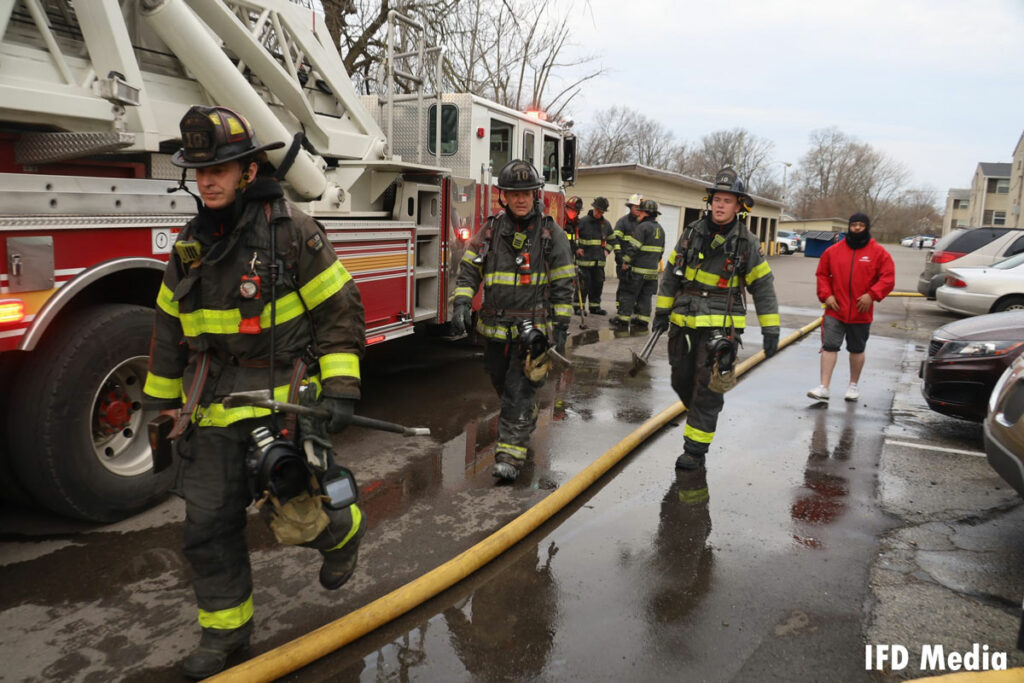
0, 0, 576, 522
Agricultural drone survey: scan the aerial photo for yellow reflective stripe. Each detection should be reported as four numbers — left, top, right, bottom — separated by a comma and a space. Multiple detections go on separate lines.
684, 423, 715, 444
550, 265, 575, 281
196, 379, 319, 427
684, 266, 740, 288
144, 373, 182, 400
300, 260, 350, 311
326, 504, 363, 552
453, 286, 476, 300
632, 266, 659, 275
156, 282, 179, 318
578, 239, 603, 246
553, 303, 573, 317
198, 594, 253, 630
320, 352, 360, 380
758, 313, 781, 327
678, 487, 709, 504
669, 312, 747, 329
497, 442, 528, 459
656, 295, 675, 309
483, 272, 552, 286
745, 260, 771, 284
475, 320, 552, 340
640, 245, 663, 252
666, 249, 678, 263
462, 249, 478, 263
635, 313, 651, 322
624, 235, 642, 248
576, 260, 597, 266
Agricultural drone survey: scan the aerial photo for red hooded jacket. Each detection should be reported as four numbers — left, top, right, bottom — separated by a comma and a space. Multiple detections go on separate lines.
815, 237, 895, 324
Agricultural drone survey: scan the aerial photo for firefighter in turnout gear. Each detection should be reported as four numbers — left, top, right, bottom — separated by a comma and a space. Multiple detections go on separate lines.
615, 198, 665, 330
451, 160, 575, 481
142, 106, 367, 679
575, 196, 613, 315
565, 195, 584, 314
652, 167, 780, 471
612, 193, 644, 325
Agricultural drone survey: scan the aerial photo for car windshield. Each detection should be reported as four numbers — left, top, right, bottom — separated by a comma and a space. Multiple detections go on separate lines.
992, 252, 1024, 270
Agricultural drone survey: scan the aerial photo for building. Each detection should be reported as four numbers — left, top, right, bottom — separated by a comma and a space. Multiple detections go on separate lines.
1011, 132, 1024, 228
571, 164, 784, 279
942, 189, 971, 234
779, 217, 847, 234
966, 162, 1011, 228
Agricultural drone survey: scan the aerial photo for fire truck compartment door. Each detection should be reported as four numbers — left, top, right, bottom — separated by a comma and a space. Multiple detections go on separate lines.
6, 236, 54, 293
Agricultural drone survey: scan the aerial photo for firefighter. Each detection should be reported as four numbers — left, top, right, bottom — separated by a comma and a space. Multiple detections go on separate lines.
653, 167, 780, 471
617, 198, 665, 330
575, 196, 613, 315
451, 159, 575, 481
565, 195, 584, 314
612, 193, 644, 326
142, 105, 366, 679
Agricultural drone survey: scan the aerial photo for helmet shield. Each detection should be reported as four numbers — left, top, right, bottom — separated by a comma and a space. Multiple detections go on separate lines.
172, 105, 284, 169
639, 198, 660, 216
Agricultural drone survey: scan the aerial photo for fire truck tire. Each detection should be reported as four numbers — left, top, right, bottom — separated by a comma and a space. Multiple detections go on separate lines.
7, 304, 173, 523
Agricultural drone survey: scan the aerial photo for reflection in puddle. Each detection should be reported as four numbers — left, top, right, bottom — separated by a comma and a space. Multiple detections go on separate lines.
791, 407, 854, 549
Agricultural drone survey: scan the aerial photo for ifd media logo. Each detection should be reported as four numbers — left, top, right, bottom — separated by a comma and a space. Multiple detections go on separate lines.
865, 643, 1008, 673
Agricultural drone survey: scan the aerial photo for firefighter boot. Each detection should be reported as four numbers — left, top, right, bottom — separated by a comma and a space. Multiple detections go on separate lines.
492, 452, 522, 481
319, 513, 367, 590
674, 451, 706, 471
182, 621, 253, 680
590, 306, 608, 316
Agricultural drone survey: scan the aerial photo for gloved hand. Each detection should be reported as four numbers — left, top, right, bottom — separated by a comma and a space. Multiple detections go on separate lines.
652, 312, 670, 334
451, 302, 473, 337
321, 396, 356, 433
553, 325, 568, 355
762, 330, 780, 358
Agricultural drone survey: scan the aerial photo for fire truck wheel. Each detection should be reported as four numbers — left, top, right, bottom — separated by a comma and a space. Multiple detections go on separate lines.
7, 304, 173, 523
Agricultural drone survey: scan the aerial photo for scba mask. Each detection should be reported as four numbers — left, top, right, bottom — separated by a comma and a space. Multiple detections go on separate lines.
246, 426, 359, 511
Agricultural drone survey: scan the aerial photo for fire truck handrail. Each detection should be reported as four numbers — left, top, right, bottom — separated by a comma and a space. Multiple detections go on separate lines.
19, 256, 165, 352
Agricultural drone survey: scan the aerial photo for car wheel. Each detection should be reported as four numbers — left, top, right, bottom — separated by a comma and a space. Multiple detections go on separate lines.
992, 295, 1024, 313
780, 245, 789, 255
6, 304, 174, 522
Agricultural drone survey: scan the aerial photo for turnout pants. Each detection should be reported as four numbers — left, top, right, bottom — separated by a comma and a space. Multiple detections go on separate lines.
578, 264, 606, 311
667, 327, 731, 458
616, 272, 657, 324
484, 340, 541, 461
180, 417, 362, 633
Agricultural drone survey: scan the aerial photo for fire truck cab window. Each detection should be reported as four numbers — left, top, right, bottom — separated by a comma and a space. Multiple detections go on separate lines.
543, 135, 559, 184
489, 119, 512, 173
522, 131, 536, 167
427, 104, 459, 156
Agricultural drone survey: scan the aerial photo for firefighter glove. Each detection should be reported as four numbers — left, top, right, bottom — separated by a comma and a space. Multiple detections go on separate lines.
652, 312, 670, 334
322, 396, 356, 434
451, 301, 473, 337
553, 324, 568, 355
762, 329, 780, 358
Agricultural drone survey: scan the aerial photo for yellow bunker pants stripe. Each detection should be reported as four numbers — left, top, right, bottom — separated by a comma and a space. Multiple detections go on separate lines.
198, 594, 254, 630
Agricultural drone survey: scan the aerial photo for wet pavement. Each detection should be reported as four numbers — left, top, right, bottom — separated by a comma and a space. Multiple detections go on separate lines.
2, 247, 1022, 681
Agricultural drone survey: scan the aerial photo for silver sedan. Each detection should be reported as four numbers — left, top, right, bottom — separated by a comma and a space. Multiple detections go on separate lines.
936, 252, 1024, 316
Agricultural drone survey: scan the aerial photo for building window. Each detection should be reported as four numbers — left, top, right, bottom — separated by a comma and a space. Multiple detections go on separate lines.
994, 211, 1007, 226
953, 198, 969, 210
523, 131, 535, 167
489, 120, 512, 173
987, 178, 1010, 194
427, 104, 459, 156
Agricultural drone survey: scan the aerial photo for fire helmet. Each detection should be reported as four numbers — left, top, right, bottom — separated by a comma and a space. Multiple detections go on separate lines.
496, 159, 544, 191
566, 195, 584, 213
626, 193, 644, 207
591, 196, 610, 212
639, 198, 660, 216
706, 167, 749, 200
171, 105, 284, 169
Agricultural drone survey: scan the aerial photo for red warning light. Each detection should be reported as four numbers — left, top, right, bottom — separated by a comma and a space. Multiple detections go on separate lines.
0, 299, 25, 325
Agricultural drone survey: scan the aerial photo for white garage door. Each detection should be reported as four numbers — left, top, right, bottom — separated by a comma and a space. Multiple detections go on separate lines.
659, 203, 682, 253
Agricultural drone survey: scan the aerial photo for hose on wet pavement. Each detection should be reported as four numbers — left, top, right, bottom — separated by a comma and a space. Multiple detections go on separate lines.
209, 317, 824, 682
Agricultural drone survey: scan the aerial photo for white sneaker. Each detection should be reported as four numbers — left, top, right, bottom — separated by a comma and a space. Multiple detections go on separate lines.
845, 384, 860, 402
807, 385, 830, 401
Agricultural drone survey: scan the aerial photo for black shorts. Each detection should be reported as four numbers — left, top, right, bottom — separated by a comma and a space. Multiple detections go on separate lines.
821, 316, 870, 353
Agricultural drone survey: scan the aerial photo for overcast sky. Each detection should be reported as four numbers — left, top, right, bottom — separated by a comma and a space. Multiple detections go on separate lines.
560, 0, 1024, 201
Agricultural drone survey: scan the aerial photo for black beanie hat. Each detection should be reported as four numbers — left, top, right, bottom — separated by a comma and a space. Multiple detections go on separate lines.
849, 212, 870, 229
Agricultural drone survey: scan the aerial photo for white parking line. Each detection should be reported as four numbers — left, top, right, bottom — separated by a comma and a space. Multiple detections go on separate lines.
886, 439, 987, 458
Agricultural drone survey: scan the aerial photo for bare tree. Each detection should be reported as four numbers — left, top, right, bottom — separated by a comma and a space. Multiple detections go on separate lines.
577, 105, 684, 169
687, 128, 776, 192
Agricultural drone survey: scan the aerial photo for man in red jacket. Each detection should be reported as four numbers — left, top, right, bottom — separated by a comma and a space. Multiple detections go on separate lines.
807, 212, 895, 403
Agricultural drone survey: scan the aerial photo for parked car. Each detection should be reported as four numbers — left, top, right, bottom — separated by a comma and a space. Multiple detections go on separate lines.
776, 230, 802, 254
936, 252, 1024, 316
917, 227, 1024, 298
984, 354, 1024, 497
902, 234, 939, 248
919, 311, 1024, 421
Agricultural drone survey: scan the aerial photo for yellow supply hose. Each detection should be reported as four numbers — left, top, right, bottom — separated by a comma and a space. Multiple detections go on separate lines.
211, 317, 825, 682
